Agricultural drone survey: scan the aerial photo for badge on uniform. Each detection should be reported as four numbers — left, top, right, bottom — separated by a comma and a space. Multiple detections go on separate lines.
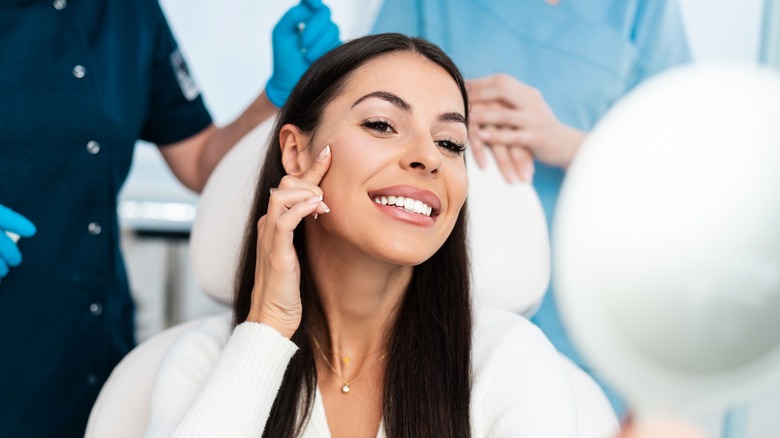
170, 48, 200, 101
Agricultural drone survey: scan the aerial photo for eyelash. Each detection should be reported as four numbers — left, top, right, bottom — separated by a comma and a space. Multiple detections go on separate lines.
436, 138, 467, 154
360, 119, 467, 154
361, 119, 395, 134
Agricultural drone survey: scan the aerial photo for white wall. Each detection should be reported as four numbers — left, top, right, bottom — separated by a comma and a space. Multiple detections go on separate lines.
678, 0, 764, 62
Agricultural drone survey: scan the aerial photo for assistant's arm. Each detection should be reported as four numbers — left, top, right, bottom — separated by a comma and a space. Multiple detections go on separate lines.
155, 0, 340, 192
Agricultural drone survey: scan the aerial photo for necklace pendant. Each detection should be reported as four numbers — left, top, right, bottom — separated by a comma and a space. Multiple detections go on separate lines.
341, 384, 351, 394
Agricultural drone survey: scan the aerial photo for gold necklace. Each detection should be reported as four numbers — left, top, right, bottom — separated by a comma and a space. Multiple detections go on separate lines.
315, 345, 384, 369
311, 336, 387, 394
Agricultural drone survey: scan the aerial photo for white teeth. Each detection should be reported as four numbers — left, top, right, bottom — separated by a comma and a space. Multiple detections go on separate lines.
372, 195, 433, 217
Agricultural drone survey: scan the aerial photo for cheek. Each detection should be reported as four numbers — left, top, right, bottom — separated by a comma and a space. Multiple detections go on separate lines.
447, 160, 469, 210
319, 136, 378, 203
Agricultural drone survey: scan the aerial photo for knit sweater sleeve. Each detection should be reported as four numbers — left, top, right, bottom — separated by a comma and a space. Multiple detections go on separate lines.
145, 316, 299, 438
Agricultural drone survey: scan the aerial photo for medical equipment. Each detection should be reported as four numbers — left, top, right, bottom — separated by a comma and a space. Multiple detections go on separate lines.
5, 231, 19, 244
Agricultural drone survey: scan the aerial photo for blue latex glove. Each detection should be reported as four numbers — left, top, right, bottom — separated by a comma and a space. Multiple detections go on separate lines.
265, 0, 341, 108
0, 204, 36, 280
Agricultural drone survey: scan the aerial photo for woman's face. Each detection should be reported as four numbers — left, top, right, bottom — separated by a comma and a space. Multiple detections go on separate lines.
304, 52, 468, 266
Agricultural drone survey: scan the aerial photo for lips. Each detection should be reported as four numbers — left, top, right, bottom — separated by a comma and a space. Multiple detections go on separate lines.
367, 185, 442, 217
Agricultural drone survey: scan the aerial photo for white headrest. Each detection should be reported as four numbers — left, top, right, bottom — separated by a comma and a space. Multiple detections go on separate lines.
190, 117, 550, 314
190, 119, 274, 304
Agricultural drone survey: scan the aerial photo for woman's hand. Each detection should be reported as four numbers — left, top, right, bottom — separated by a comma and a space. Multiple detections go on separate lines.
246, 146, 332, 338
467, 74, 586, 182
619, 416, 705, 438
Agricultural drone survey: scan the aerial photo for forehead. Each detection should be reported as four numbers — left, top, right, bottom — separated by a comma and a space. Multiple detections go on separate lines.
339, 52, 465, 113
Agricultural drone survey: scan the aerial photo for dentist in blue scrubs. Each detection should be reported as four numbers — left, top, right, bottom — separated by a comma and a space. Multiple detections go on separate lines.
372, 0, 691, 417
0, 0, 338, 436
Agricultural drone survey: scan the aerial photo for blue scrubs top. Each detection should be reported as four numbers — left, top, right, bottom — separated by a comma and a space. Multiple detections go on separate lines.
0, 0, 211, 436
373, 0, 691, 416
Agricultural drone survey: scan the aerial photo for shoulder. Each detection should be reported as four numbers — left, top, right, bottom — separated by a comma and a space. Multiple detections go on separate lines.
470, 307, 578, 436
472, 306, 554, 363
471, 306, 566, 392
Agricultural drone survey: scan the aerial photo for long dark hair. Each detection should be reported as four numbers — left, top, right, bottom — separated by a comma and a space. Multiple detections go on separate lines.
232, 33, 472, 437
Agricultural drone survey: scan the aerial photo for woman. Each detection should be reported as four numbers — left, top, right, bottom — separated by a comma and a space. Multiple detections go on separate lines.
146, 34, 575, 437
372, 0, 691, 417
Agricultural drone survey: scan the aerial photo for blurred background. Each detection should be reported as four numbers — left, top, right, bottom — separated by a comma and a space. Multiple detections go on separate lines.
117, 0, 779, 436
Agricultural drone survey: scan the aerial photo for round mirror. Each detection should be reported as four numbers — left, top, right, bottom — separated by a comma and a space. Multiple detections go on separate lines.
554, 63, 780, 417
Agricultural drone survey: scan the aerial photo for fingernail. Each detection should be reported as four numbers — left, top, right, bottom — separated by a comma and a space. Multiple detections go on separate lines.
321, 201, 330, 213
307, 195, 323, 204
318, 145, 331, 161
314, 213, 318, 220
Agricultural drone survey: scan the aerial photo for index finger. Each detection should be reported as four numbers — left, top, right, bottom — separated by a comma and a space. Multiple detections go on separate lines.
299, 144, 332, 186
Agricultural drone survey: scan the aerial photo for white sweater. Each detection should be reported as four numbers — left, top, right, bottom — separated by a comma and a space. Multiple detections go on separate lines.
145, 307, 578, 437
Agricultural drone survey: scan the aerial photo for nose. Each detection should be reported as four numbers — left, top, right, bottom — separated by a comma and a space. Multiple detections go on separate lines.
400, 133, 442, 176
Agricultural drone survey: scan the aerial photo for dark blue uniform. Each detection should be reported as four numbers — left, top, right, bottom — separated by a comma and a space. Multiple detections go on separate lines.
0, 0, 211, 436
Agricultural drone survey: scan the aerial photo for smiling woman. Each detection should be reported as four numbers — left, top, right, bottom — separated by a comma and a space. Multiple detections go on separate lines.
144, 33, 576, 438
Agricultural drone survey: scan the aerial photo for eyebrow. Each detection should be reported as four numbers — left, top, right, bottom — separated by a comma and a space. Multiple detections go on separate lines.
352, 91, 411, 111
437, 112, 466, 125
352, 91, 467, 126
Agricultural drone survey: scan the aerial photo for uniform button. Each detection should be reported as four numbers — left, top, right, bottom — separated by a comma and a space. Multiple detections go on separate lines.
86, 140, 101, 154
87, 373, 98, 386
88, 222, 102, 235
73, 65, 86, 78
53, 0, 67, 10
89, 303, 103, 316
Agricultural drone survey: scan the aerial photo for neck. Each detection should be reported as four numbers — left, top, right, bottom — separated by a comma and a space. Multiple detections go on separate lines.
304, 225, 411, 375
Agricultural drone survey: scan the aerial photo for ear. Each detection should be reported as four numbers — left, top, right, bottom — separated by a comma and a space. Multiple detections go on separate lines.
279, 124, 310, 176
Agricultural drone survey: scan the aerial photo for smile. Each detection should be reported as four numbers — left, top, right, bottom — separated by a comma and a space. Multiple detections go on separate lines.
372, 195, 433, 217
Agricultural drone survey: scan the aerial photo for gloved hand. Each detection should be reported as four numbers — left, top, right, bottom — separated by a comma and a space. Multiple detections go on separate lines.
265, 0, 341, 108
0, 204, 36, 280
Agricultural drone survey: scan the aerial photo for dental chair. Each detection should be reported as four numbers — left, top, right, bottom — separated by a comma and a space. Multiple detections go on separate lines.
85, 119, 618, 438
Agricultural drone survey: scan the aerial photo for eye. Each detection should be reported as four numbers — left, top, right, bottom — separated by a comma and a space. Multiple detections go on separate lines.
435, 138, 467, 154
361, 118, 396, 135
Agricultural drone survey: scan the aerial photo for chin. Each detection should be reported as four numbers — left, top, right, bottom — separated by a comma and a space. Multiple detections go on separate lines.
373, 243, 440, 267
